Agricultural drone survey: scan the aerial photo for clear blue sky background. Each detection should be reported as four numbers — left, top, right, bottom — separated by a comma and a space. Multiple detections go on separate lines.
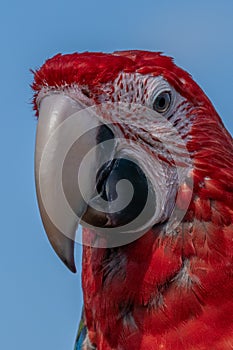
0, 1, 232, 349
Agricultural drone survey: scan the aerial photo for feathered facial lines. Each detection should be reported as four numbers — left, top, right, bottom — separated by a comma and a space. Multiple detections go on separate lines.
100, 73, 192, 128
35, 73, 193, 138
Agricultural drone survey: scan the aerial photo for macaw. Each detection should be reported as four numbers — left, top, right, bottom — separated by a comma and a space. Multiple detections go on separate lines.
32, 51, 233, 350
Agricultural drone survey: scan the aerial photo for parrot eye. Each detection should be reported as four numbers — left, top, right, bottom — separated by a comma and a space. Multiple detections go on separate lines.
153, 91, 171, 113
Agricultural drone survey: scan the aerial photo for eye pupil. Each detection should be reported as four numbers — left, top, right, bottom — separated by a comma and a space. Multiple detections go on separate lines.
153, 91, 171, 113
158, 97, 166, 108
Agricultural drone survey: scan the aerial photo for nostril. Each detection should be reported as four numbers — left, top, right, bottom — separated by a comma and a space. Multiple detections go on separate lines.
81, 88, 91, 98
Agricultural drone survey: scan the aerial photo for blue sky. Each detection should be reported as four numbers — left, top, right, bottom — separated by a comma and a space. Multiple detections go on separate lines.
0, 1, 232, 349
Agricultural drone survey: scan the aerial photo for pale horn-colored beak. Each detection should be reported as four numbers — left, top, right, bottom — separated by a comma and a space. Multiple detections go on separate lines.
35, 94, 108, 272
35, 94, 168, 270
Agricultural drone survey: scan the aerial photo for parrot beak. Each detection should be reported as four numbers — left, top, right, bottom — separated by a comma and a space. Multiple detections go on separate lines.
35, 95, 78, 272
35, 94, 113, 272
35, 94, 170, 272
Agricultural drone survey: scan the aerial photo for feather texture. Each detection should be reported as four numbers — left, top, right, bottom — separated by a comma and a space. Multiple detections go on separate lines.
33, 51, 233, 349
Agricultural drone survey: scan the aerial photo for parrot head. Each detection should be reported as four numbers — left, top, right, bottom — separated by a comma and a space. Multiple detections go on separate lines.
32, 51, 232, 271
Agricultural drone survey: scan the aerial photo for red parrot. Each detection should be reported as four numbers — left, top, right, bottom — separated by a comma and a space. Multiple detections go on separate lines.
32, 51, 233, 350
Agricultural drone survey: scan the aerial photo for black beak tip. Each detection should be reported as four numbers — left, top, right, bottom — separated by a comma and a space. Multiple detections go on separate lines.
64, 258, 77, 273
